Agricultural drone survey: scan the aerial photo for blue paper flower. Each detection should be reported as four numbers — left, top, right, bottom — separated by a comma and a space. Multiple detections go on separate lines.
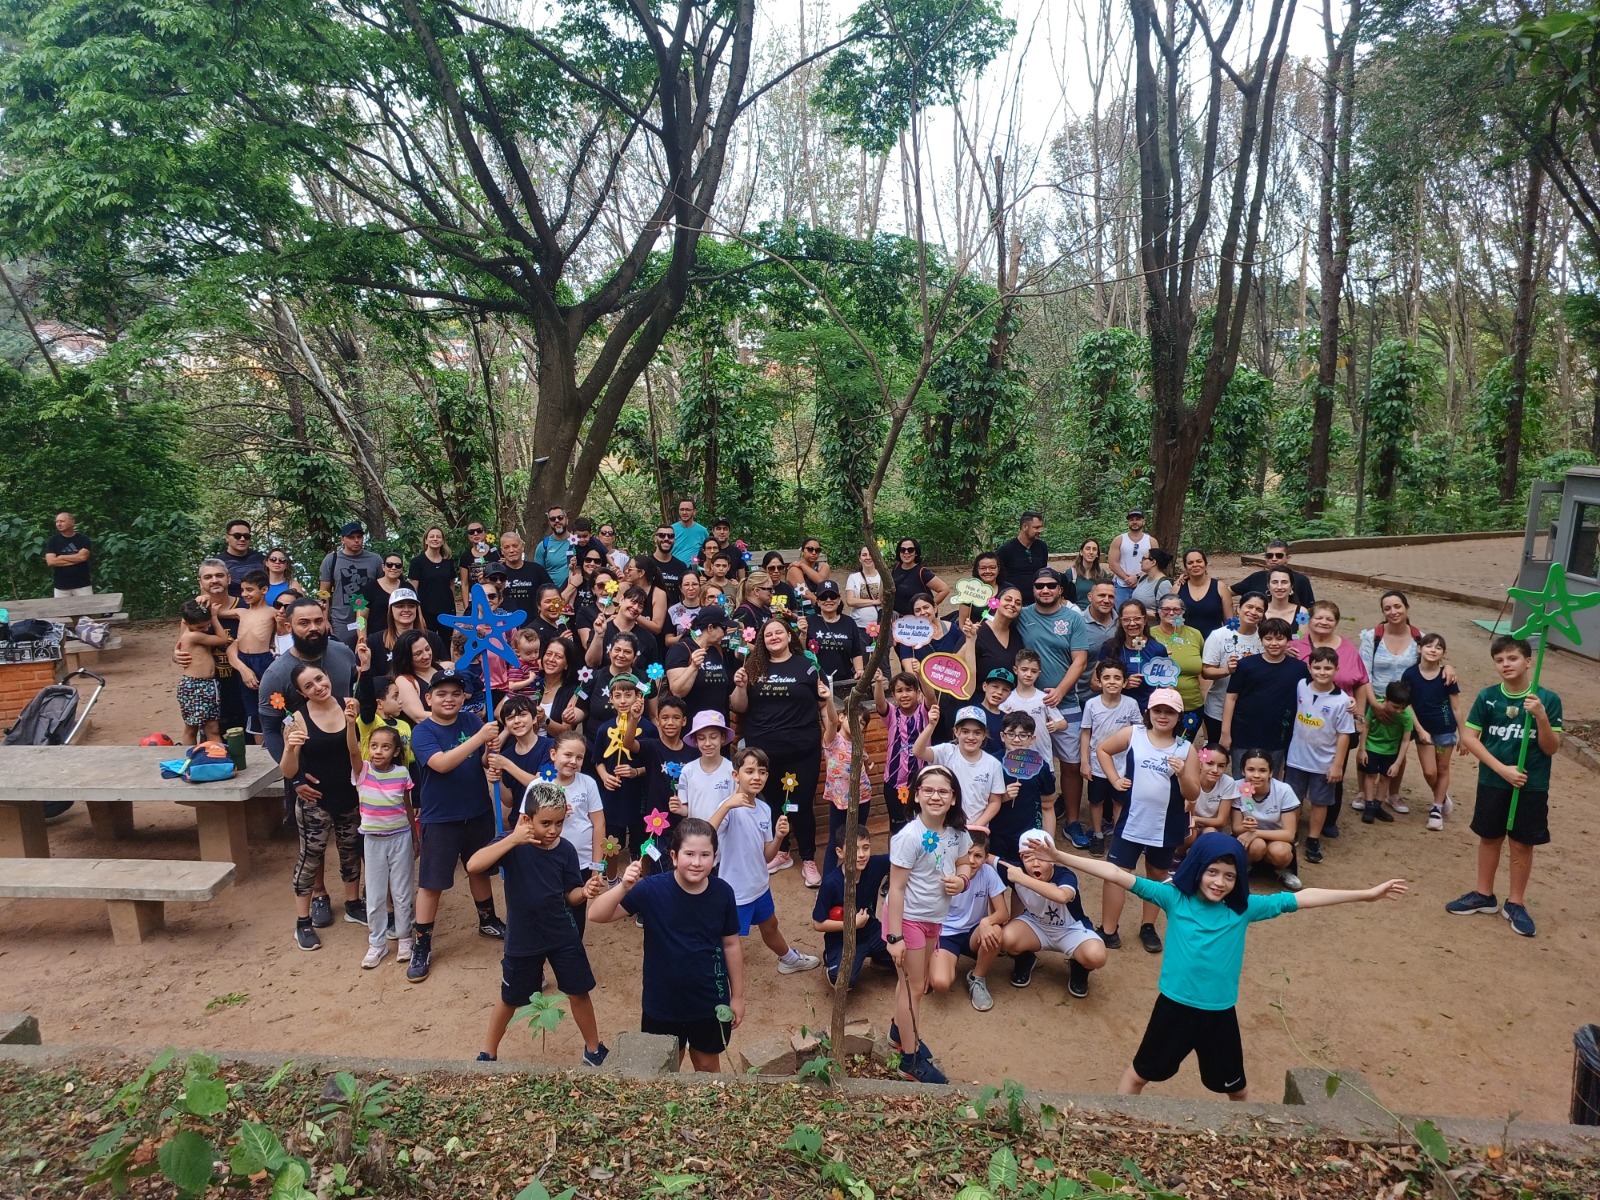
1226, 617, 1241, 631
538, 764, 558, 781
663, 761, 684, 782
645, 662, 665, 681
921, 829, 939, 853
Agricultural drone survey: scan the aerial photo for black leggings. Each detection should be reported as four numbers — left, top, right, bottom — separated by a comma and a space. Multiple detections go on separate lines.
882, 778, 913, 834
753, 743, 822, 861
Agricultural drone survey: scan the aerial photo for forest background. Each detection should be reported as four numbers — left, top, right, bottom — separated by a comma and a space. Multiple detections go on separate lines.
0, 0, 1596, 617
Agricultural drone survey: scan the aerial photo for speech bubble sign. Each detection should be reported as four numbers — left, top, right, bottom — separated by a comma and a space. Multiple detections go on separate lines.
893, 615, 935, 648
920, 651, 972, 698
951, 576, 996, 608
1142, 656, 1181, 687
1002, 747, 1045, 780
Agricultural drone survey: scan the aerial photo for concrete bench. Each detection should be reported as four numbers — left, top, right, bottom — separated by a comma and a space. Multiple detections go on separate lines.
0, 594, 126, 622
0, 857, 236, 944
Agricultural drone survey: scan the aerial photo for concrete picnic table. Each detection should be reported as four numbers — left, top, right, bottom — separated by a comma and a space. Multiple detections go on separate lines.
0, 746, 282, 878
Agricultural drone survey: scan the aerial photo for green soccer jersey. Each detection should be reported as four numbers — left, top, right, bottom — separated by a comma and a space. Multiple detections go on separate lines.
1363, 706, 1413, 756
1465, 683, 1563, 791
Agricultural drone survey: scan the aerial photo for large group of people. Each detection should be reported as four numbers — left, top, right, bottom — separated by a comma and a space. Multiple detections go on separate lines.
144, 503, 1562, 1095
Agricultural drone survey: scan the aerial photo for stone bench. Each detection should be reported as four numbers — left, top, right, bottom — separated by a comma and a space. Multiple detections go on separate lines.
0, 857, 236, 944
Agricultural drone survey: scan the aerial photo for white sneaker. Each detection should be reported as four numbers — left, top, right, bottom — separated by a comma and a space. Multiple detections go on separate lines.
1277, 870, 1303, 892
1426, 805, 1444, 831
1350, 799, 1365, 811
362, 945, 388, 969
397, 937, 414, 963
1389, 799, 1409, 814
777, 951, 821, 974
1443, 792, 1454, 816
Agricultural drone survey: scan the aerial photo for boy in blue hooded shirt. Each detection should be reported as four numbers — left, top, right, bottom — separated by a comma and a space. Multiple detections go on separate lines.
1027, 832, 1405, 1100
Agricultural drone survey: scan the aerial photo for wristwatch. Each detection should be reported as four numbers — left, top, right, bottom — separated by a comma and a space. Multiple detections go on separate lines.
885, 933, 904, 945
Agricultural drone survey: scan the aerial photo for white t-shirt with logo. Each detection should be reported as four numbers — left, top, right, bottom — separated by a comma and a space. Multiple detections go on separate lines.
1240, 777, 1300, 831
1193, 773, 1241, 822
1286, 681, 1357, 774
1082, 694, 1142, 779
931, 742, 1005, 823
941, 862, 1006, 936
1201, 626, 1264, 719
889, 818, 973, 923
557, 773, 606, 867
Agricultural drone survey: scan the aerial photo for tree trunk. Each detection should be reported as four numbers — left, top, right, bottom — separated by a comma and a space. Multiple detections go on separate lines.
1501, 159, 1546, 504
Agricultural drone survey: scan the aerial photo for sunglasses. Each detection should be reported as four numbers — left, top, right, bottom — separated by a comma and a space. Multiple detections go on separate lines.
467, 527, 485, 536
898, 546, 916, 554
1034, 582, 1060, 590
582, 556, 603, 564
229, 532, 252, 540
1265, 553, 1287, 561
267, 557, 288, 564
804, 545, 821, 553
656, 533, 675, 541
384, 561, 403, 569
599, 529, 615, 537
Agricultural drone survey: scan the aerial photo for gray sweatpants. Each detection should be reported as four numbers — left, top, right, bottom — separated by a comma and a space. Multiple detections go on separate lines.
364, 828, 416, 949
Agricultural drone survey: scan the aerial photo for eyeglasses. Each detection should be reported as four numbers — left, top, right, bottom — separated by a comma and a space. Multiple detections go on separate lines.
229, 532, 251, 540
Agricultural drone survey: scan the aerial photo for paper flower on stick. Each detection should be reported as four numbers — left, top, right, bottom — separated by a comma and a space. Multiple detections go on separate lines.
568, 534, 580, 546
897, 785, 909, 804
921, 829, 939, 853
742, 627, 757, 643
1226, 617, 1241, 631
866, 623, 880, 639
735, 540, 747, 551
1508, 562, 1600, 644
538, 763, 558, 782
663, 760, 684, 782
987, 597, 1000, 612
269, 692, 287, 711
645, 662, 665, 681
602, 836, 621, 857
604, 712, 634, 761
782, 773, 798, 793
644, 808, 671, 837
578, 667, 594, 683
603, 580, 620, 596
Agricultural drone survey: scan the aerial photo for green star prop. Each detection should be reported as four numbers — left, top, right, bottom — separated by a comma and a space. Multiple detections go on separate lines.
1508, 562, 1600, 644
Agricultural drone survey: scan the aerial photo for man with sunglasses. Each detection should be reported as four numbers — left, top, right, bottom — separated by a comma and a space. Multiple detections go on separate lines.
533, 507, 573, 589
650, 525, 686, 607
1015, 566, 1090, 726
670, 498, 709, 567
1230, 539, 1316, 609
457, 521, 500, 599
220, 519, 267, 597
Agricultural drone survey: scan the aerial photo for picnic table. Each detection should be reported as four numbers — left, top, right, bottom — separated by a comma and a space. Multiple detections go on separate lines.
0, 745, 281, 879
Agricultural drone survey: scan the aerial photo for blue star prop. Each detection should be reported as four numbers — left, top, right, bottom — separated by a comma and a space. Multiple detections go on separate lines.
1509, 562, 1600, 645
439, 584, 526, 673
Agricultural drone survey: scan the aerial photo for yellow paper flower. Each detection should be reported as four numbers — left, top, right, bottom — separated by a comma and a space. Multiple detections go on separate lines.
782, 773, 798, 792
484, 532, 498, 545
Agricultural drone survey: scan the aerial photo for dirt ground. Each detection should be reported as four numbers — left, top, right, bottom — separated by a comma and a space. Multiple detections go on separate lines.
3, 563, 1597, 1124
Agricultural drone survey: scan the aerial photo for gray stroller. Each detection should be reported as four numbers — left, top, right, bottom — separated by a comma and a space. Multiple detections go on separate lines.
2, 668, 107, 818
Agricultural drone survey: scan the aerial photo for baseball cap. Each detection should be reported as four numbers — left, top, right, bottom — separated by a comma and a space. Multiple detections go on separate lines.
985, 667, 1017, 686
1147, 687, 1184, 712
689, 710, 732, 737
1033, 567, 1061, 585
426, 667, 470, 693
953, 705, 988, 729
339, 521, 365, 537
816, 582, 841, 598
692, 606, 731, 631
1126, 509, 1145, 519
389, 587, 420, 606
484, 561, 509, 579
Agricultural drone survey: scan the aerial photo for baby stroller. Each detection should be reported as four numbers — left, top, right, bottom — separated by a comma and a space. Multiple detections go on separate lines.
2, 668, 107, 818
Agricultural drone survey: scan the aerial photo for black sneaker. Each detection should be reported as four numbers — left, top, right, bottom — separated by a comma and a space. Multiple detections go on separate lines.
478, 913, 507, 939
582, 1043, 610, 1068
1068, 959, 1090, 998
1097, 925, 1122, 950
1138, 923, 1162, 954
1321, 823, 1341, 839
1361, 805, 1376, 825
295, 921, 321, 952
1369, 803, 1394, 824
1087, 832, 1105, 856
344, 899, 368, 925
1010, 951, 1036, 988
475, 1051, 496, 1062
406, 937, 432, 983
899, 1043, 948, 1085
1305, 837, 1323, 864
310, 894, 334, 928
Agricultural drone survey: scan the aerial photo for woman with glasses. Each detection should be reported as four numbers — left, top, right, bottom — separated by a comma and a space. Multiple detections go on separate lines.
571, 569, 618, 654
1130, 548, 1176, 617
271, 590, 304, 655
844, 546, 883, 631
760, 551, 799, 610
564, 546, 607, 611
596, 523, 631, 573
734, 572, 775, 631
456, 521, 500, 599
1151, 594, 1207, 738
787, 540, 831, 599
264, 549, 296, 606
357, 552, 408, 638
890, 539, 949, 618
667, 570, 706, 644
1177, 548, 1230, 640
408, 526, 457, 633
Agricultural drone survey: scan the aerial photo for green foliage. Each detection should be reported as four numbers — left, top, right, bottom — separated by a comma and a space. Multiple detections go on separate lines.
513, 1181, 577, 1200
515, 992, 569, 1056
1055, 328, 1150, 539
1362, 339, 1425, 530
315, 1072, 393, 1151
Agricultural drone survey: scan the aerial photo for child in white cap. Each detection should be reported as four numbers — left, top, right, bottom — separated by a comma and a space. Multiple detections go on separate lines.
912, 702, 1006, 828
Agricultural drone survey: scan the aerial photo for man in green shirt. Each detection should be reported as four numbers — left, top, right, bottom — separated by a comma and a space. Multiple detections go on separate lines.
1445, 636, 1563, 937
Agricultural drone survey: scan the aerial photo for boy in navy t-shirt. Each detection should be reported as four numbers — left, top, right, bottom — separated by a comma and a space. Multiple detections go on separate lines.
811, 828, 893, 985
991, 711, 1057, 861
467, 782, 608, 1064
409, 668, 506, 983
1222, 618, 1309, 774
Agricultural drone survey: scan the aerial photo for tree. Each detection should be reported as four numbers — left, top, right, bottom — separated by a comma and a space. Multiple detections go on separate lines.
1127, 0, 1298, 541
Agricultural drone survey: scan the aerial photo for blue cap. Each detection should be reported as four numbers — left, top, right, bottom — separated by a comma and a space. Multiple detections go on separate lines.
953, 705, 988, 728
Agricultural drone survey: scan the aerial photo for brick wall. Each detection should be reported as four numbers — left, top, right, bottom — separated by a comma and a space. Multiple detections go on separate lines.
0, 658, 64, 725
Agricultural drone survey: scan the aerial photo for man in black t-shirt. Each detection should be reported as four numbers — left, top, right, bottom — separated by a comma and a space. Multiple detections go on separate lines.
44, 511, 93, 596
650, 525, 686, 607
1231, 539, 1315, 608
220, 519, 267, 596
994, 511, 1049, 604
494, 531, 553, 620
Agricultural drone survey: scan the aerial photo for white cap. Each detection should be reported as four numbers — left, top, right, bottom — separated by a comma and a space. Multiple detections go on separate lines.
953, 705, 988, 728
1018, 828, 1054, 854
389, 587, 420, 606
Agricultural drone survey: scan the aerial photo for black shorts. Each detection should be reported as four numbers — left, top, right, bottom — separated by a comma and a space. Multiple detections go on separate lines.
1469, 783, 1550, 847
500, 946, 595, 1007
1086, 776, 1121, 811
417, 812, 497, 891
1359, 750, 1398, 777
642, 1011, 734, 1057
1105, 836, 1174, 872
1132, 993, 1246, 1095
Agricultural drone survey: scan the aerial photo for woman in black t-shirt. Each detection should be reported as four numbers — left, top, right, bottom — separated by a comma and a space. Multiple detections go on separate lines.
760, 552, 800, 610
890, 537, 950, 617
408, 527, 458, 633
971, 585, 1026, 698
564, 545, 607, 612
732, 615, 828, 888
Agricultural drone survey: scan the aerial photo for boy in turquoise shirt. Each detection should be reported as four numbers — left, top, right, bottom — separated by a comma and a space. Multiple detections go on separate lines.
1027, 833, 1405, 1100
1445, 635, 1563, 937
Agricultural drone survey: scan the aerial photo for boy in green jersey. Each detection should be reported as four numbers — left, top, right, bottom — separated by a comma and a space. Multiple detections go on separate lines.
1445, 636, 1562, 937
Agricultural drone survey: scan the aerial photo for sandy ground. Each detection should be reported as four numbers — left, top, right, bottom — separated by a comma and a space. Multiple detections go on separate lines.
3, 562, 1597, 1123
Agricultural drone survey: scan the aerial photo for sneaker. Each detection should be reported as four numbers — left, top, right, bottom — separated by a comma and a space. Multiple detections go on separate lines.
1389, 799, 1409, 815
406, 938, 432, 982
889, 1021, 902, 1051
1370, 803, 1394, 823
295, 922, 321, 952
1426, 805, 1444, 831
1010, 952, 1036, 988
777, 950, 821, 975
386, 911, 398, 940
1277, 870, 1303, 893
1087, 832, 1105, 856
1097, 925, 1122, 950
582, 1043, 611, 1068
899, 1043, 948, 1085
634, 914, 645, 928
478, 913, 507, 939
1361, 804, 1376, 825
397, 937, 414, 962
361, 944, 388, 969
1322, 823, 1341, 839
1445, 890, 1499, 916
1349, 799, 1365, 812
310, 895, 333, 928
767, 851, 793, 874
1067, 821, 1090, 849
1305, 837, 1323, 864
1443, 792, 1454, 816
1138, 923, 1162, 954
1068, 960, 1090, 998
800, 860, 822, 888
344, 899, 368, 925
966, 973, 994, 1012
475, 1052, 495, 1062
1503, 901, 1536, 937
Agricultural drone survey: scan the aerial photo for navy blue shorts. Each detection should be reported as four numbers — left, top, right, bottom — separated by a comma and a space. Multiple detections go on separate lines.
936, 928, 978, 960
500, 945, 595, 1007
1105, 836, 1174, 872
418, 812, 496, 891
643, 1012, 733, 1056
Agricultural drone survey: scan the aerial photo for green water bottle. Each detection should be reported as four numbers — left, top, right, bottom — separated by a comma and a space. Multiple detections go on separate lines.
224, 727, 247, 770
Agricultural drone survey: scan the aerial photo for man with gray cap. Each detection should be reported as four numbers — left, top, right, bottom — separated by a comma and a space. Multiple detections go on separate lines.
319, 522, 384, 646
